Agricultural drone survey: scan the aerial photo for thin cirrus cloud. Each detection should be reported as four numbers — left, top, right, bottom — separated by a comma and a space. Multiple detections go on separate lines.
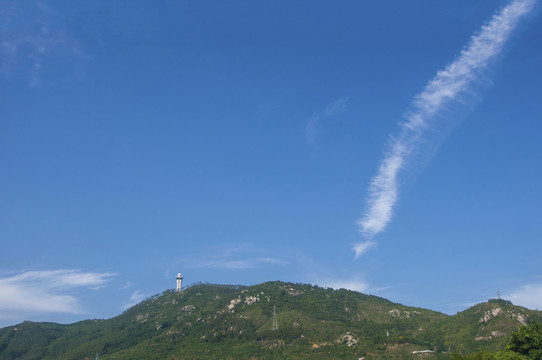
181, 245, 287, 271
193, 257, 285, 271
121, 290, 149, 311
506, 282, 542, 310
354, 0, 537, 258
0, 1, 87, 86
320, 279, 370, 293
352, 240, 376, 259
0, 269, 115, 320
305, 97, 349, 146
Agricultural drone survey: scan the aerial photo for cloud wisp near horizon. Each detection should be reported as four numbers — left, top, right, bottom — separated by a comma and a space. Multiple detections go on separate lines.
0, 269, 115, 324
506, 282, 542, 310
354, 0, 537, 258
121, 290, 150, 311
178, 245, 287, 271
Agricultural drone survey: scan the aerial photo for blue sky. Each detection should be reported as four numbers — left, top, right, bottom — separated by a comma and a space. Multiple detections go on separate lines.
1, 0, 541, 327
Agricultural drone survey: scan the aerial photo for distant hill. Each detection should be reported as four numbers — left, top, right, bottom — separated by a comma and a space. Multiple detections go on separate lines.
0, 281, 540, 359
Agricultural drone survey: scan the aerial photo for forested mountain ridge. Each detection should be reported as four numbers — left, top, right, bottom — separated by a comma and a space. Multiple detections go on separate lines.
0, 281, 540, 359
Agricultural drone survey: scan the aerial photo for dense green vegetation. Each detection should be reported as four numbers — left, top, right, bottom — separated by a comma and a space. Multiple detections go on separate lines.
506, 322, 542, 360
0, 282, 540, 359
451, 321, 542, 360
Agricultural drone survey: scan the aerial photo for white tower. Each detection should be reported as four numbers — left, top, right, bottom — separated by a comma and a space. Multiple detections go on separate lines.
176, 273, 183, 292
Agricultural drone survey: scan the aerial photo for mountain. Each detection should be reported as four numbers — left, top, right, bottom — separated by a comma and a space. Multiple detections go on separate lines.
0, 281, 540, 359
440, 299, 541, 354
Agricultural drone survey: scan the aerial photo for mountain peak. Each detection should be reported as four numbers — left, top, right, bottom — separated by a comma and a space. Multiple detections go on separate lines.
1, 281, 541, 359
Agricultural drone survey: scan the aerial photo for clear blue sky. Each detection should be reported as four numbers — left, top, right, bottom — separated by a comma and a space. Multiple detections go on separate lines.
1, 0, 541, 327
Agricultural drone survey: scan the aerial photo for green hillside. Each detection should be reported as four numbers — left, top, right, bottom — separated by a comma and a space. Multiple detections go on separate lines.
0, 281, 540, 360
441, 299, 542, 354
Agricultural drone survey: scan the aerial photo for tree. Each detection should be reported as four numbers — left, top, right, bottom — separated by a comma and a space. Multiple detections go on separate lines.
506, 322, 542, 360
456, 350, 528, 360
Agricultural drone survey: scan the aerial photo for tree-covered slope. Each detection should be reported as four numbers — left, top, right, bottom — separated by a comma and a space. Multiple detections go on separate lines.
440, 299, 542, 354
0, 282, 540, 360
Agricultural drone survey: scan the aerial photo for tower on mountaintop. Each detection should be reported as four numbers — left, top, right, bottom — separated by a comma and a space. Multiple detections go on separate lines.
176, 273, 183, 292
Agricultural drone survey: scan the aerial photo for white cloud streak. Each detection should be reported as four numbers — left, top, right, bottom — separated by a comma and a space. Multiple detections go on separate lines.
305, 97, 349, 145
0, 269, 115, 317
355, 0, 537, 258
0, 1, 87, 85
319, 279, 370, 293
352, 240, 376, 258
193, 257, 286, 270
506, 282, 542, 310
181, 245, 287, 270
121, 290, 148, 311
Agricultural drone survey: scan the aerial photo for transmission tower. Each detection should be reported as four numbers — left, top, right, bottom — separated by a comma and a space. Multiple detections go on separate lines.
272, 305, 278, 331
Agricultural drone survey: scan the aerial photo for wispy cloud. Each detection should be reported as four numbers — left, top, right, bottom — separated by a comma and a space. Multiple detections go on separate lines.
305, 97, 349, 145
190, 255, 285, 270
201, 257, 285, 270
355, 0, 537, 258
505, 282, 542, 310
181, 245, 287, 270
121, 290, 149, 311
0, 269, 115, 318
120, 281, 133, 290
319, 278, 370, 293
0, 1, 87, 86
182, 245, 286, 270
352, 240, 376, 259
